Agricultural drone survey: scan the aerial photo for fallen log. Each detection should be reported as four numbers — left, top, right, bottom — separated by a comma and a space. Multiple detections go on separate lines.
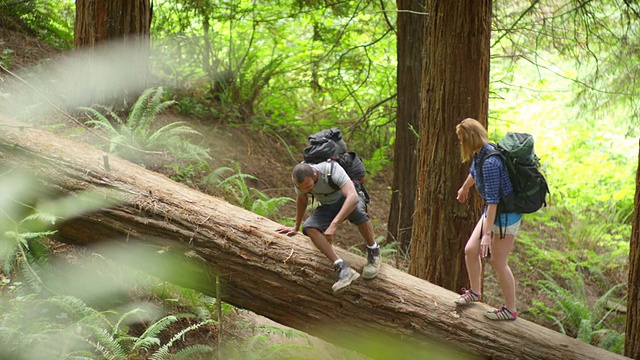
0, 117, 629, 360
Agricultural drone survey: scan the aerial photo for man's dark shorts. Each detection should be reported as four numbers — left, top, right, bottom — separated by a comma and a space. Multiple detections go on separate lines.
302, 195, 369, 235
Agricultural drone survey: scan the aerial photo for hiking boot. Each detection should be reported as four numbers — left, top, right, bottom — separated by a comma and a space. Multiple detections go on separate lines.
484, 306, 518, 321
362, 246, 381, 279
332, 261, 360, 295
453, 288, 481, 305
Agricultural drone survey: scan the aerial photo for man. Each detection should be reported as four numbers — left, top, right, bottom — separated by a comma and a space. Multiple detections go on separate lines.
275, 160, 381, 294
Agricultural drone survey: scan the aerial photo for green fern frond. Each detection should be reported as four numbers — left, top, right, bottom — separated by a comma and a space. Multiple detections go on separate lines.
537, 276, 590, 330
112, 307, 147, 337
170, 344, 215, 360
139, 88, 173, 129
81, 107, 124, 135
251, 197, 293, 217
592, 283, 625, 327
15, 230, 58, 241
46, 296, 107, 323
204, 166, 235, 184
131, 336, 161, 353
166, 140, 211, 163
4, 231, 29, 247
22, 212, 59, 226
142, 99, 175, 127
594, 329, 625, 353
576, 318, 593, 343
148, 319, 214, 360
128, 87, 157, 129
18, 256, 45, 293
0, 242, 19, 274
83, 324, 128, 358
145, 122, 201, 147
132, 313, 189, 351
109, 134, 130, 154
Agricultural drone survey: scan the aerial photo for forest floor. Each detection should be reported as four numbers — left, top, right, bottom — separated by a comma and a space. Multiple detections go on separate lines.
0, 27, 627, 358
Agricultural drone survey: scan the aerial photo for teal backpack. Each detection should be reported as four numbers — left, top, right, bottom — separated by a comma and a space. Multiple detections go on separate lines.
479, 132, 549, 214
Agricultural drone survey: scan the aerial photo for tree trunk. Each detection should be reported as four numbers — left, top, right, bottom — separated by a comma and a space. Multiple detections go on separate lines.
626, 138, 640, 359
74, 0, 152, 109
75, 0, 152, 48
409, 0, 489, 292
387, 0, 426, 256
0, 117, 629, 360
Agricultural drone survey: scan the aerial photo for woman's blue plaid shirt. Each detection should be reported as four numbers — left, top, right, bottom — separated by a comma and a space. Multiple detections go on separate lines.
470, 143, 514, 205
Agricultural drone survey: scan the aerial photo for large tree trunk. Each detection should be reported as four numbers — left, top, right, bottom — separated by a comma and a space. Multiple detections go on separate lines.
626, 138, 640, 359
0, 118, 629, 360
75, 0, 152, 48
74, 0, 152, 109
387, 0, 426, 255
409, 0, 489, 291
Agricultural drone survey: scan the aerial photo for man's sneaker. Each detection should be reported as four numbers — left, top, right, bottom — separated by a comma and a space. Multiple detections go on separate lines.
332, 261, 360, 295
484, 306, 518, 321
453, 288, 481, 305
362, 246, 381, 279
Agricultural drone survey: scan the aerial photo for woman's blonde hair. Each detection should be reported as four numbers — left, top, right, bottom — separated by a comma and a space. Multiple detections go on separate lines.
456, 118, 488, 162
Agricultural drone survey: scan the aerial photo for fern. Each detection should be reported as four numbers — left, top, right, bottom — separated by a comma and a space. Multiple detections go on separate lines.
594, 329, 625, 353
205, 163, 294, 219
170, 344, 215, 360
225, 325, 315, 360
251, 196, 294, 218
535, 273, 626, 352
148, 319, 214, 360
22, 212, 59, 225
133, 313, 183, 347
81, 86, 210, 164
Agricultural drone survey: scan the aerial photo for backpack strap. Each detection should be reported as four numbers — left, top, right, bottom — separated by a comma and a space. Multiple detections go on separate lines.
327, 160, 340, 191
478, 145, 508, 222
477, 145, 504, 181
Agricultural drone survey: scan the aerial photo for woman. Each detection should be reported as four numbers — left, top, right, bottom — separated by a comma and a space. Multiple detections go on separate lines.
454, 118, 522, 321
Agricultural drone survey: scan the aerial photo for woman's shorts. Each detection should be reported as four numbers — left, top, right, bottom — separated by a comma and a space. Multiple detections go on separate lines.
493, 218, 522, 236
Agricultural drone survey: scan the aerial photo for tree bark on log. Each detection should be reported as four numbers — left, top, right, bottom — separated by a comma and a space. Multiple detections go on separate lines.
0, 118, 628, 360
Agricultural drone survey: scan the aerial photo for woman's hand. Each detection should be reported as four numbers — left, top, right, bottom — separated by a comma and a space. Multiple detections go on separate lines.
457, 187, 469, 203
481, 233, 492, 258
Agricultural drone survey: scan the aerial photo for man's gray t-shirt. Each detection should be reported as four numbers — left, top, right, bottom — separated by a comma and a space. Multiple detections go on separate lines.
295, 161, 350, 205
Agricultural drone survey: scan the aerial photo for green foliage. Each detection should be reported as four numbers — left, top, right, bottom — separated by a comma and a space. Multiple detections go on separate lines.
174, 95, 209, 119
0, 294, 214, 360
165, 161, 212, 188
153, 282, 235, 323
518, 200, 630, 284
0, 171, 220, 359
204, 163, 293, 218
150, 0, 397, 165
0, 0, 74, 49
531, 274, 626, 353
7, 1, 640, 357
222, 324, 315, 360
0, 43, 14, 68
81, 87, 211, 165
